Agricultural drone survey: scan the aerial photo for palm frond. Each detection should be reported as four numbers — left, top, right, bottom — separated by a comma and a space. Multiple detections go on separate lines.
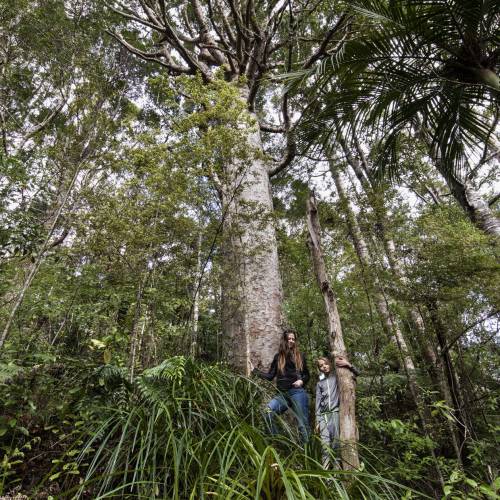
294, 0, 499, 180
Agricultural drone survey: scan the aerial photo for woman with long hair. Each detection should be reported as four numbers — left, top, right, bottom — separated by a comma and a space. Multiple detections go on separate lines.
252, 329, 310, 443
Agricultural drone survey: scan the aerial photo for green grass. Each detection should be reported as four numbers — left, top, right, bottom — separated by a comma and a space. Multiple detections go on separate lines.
42, 357, 428, 499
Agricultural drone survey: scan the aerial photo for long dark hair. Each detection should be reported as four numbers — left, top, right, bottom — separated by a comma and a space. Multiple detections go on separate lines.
277, 329, 303, 374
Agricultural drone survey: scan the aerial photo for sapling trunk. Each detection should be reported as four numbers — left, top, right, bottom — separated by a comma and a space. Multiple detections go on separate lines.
306, 191, 360, 470
190, 232, 202, 358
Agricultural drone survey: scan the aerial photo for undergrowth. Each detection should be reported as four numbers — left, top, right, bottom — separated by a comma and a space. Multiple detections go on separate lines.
29, 356, 423, 499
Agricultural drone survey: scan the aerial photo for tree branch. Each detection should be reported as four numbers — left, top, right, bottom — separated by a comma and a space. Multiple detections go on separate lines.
22, 96, 66, 144
110, 5, 164, 32
137, 0, 164, 28
259, 122, 285, 133
107, 30, 193, 75
488, 192, 500, 207
207, 0, 238, 73
441, 310, 500, 356
303, 14, 347, 69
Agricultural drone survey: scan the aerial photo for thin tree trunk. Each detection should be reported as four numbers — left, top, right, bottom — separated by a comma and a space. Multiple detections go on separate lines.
128, 261, 155, 380
426, 300, 470, 465
0, 167, 80, 350
331, 166, 444, 484
342, 133, 465, 464
222, 91, 283, 374
332, 166, 418, 402
191, 232, 202, 358
130, 315, 147, 380
306, 191, 360, 471
128, 279, 145, 382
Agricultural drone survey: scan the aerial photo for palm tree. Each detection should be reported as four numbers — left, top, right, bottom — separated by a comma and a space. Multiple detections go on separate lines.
295, 0, 500, 238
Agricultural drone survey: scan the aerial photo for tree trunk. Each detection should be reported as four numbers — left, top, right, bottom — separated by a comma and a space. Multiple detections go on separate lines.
331, 165, 445, 484
445, 174, 500, 239
128, 277, 146, 382
0, 167, 80, 350
415, 123, 500, 239
306, 191, 360, 471
191, 232, 202, 358
222, 92, 283, 374
426, 299, 470, 465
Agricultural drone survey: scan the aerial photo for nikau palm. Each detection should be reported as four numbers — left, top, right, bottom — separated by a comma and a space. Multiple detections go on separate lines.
296, 0, 500, 238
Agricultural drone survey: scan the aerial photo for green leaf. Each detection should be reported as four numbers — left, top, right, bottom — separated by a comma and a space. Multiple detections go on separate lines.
103, 349, 112, 364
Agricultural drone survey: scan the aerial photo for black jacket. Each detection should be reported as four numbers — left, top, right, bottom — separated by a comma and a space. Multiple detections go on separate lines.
254, 352, 310, 391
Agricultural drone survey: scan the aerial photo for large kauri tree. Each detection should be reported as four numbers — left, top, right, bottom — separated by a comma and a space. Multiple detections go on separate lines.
109, 0, 348, 371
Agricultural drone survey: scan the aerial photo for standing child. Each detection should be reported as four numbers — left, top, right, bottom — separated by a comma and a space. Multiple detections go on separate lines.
315, 356, 358, 468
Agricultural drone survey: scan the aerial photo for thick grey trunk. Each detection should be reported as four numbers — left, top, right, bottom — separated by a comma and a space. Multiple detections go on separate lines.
222, 93, 283, 374
306, 191, 359, 470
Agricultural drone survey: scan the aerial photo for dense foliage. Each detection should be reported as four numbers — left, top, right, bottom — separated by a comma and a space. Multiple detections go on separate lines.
0, 0, 498, 498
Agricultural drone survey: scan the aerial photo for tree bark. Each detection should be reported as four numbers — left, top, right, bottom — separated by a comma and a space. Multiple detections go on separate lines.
190, 232, 202, 358
330, 165, 445, 484
306, 191, 360, 470
222, 94, 283, 374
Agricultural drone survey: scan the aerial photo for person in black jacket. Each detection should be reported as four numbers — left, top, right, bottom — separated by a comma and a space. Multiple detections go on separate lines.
252, 329, 310, 443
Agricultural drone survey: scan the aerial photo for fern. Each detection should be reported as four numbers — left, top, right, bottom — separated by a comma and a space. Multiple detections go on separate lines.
50, 357, 420, 499
0, 362, 23, 383
141, 355, 186, 385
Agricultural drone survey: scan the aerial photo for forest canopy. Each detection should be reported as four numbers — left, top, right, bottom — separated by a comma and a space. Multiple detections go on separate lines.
0, 0, 498, 498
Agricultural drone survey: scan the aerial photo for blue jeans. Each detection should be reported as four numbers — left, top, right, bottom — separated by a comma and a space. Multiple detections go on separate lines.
265, 388, 310, 443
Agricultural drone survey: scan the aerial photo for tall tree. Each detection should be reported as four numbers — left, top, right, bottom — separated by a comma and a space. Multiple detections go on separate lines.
295, 0, 500, 238
109, 0, 349, 370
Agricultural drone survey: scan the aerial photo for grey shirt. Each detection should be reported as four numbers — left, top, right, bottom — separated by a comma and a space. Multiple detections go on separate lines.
315, 366, 359, 416
315, 373, 340, 416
